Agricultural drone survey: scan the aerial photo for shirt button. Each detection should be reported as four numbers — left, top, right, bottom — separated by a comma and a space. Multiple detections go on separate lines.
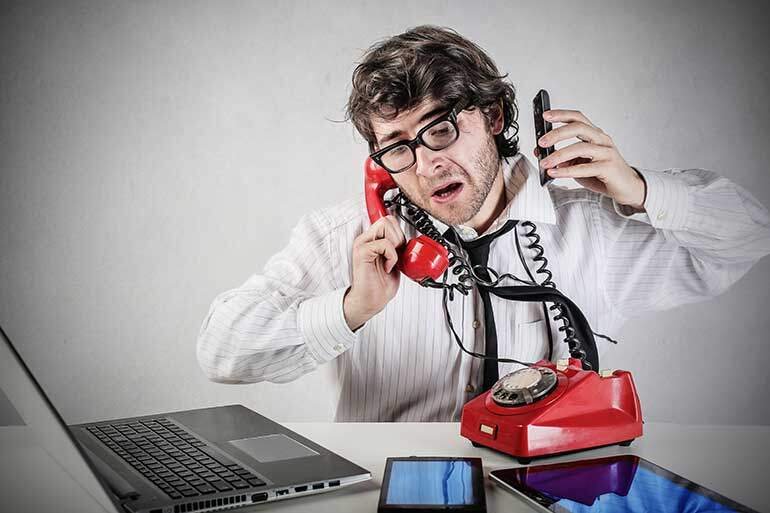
472, 320, 481, 329
333, 343, 345, 353
657, 211, 666, 220
465, 384, 476, 393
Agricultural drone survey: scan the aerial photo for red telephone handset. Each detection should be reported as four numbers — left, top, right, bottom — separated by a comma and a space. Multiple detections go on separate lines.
364, 157, 449, 284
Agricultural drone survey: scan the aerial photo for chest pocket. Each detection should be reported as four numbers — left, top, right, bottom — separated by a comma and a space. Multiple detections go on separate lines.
495, 300, 548, 377
517, 299, 548, 358
516, 318, 547, 363
497, 319, 547, 378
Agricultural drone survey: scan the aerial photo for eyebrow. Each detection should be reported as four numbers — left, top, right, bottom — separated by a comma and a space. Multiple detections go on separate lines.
377, 104, 449, 147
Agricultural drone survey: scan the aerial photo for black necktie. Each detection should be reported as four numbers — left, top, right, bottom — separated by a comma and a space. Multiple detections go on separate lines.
445, 220, 517, 392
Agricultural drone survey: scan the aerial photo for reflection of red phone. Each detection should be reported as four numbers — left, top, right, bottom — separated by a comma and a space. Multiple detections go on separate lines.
364, 157, 449, 284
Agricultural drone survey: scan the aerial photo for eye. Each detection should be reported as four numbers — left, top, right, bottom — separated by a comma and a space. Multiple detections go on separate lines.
388, 145, 409, 156
425, 121, 456, 144
429, 126, 451, 137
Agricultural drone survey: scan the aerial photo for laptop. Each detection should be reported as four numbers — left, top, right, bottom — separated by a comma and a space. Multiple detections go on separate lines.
0, 325, 371, 513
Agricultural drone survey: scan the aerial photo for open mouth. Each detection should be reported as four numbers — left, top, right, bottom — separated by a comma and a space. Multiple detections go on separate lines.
431, 182, 463, 202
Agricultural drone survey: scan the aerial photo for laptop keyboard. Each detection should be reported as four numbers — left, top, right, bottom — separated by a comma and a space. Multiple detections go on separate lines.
86, 418, 265, 500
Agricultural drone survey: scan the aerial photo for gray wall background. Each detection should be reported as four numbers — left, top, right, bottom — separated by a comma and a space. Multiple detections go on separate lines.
1, 0, 769, 426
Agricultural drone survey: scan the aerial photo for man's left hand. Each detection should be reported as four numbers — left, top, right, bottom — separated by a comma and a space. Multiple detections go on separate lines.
534, 109, 646, 212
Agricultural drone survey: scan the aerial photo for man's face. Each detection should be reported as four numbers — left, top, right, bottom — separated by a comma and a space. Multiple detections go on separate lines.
369, 99, 502, 227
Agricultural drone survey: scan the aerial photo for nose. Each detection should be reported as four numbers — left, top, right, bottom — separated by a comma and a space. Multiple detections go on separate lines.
414, 145, 445, 178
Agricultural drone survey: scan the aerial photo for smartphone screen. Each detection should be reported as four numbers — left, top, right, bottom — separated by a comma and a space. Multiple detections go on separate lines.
378, 457, 486, 512
490, 454, 759, 513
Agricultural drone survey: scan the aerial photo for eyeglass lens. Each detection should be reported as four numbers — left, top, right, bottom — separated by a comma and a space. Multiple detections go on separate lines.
380, 120, 458, 172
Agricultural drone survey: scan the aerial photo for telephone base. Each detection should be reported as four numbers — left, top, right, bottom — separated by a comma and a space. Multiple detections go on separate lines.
468, 437, 638, 465
460, 358, 643, 460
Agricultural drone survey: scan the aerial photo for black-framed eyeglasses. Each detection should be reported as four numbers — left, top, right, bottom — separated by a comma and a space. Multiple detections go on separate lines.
370, 101, 467, 174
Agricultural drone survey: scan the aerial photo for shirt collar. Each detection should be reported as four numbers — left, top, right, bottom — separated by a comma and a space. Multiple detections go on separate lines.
429, 153, 557, 241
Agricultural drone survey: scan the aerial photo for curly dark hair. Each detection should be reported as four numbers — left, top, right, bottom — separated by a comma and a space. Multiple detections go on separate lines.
346, 25, 519, 159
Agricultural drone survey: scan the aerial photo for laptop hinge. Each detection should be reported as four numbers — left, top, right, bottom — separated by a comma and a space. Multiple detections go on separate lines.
82, 444, 140, 501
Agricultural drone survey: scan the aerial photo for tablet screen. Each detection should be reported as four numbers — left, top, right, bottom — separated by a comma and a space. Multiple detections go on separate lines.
490, 455, 760, 513
379, 457, 485, 511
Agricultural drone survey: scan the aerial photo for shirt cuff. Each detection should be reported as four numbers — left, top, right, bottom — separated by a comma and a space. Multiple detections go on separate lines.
612, 167, 690, 231
297, 287, 358, 363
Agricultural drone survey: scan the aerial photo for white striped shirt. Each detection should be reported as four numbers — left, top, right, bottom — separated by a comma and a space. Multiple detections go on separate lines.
196, 153, 770, 422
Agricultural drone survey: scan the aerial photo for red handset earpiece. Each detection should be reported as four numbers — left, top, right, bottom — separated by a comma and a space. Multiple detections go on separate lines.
364, 158, 449, 284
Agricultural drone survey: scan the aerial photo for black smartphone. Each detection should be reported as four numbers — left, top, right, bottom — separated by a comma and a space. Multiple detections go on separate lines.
533, 89, 555, 186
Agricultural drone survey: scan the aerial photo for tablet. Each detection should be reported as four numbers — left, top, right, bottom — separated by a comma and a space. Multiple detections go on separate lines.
489, 454, 760, 512
378, 457, 486, 513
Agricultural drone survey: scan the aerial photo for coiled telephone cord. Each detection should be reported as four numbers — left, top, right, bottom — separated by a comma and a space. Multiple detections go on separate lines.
385, 192, 590, 368
386, 193, 538, 298
517, 220, 619, 352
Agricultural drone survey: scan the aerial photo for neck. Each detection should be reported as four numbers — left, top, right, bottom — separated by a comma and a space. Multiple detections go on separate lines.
464, 165, 506, 235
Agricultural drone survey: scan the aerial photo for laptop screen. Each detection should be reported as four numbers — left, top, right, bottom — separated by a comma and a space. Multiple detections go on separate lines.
0, 326, 120, 513
0, 386, 24, 426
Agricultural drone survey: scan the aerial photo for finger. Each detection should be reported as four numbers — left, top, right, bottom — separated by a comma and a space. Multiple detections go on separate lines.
555, 157, 592, 168
364, 216, 390, 243
362, 239, 399, 273
384, 215, 407, 247
548, 161, 607, 179
365, 215, 405, 248
543, 109, 596, 128
540, 142, 611, 169
538, 121, 612, 148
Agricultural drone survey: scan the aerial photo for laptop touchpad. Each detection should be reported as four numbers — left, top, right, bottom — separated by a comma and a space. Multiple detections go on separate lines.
228, 434, 319, 463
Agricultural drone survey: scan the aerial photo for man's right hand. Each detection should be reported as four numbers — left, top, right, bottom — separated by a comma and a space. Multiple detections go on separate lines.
343, 215, 406, 331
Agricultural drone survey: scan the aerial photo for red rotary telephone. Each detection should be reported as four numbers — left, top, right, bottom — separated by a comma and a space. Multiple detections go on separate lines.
364, 158, 643, 463
364, 157, 449, 284
460, 358, 643, 463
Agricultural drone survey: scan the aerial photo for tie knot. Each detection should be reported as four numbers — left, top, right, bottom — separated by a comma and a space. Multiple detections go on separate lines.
440, 220, 518, 284
442, 219, 518, 251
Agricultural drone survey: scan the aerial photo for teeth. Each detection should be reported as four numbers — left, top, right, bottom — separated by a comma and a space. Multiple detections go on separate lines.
435, 183, 458, 197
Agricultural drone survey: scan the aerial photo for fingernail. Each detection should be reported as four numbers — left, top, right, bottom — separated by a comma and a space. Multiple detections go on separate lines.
538, 137, 547, 147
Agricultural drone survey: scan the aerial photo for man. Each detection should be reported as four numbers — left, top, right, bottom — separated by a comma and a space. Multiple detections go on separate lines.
196, 26, 770, 422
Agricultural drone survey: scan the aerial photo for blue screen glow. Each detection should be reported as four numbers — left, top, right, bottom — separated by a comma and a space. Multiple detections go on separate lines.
547, 466, 740, 512
525, 461, 750, 512
386, 460, 476, 505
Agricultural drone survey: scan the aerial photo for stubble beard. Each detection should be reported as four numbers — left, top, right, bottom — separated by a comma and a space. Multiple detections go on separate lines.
401, 135, 500, 227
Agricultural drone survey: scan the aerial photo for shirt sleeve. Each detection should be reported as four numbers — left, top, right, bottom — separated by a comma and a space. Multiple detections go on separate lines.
196, 209, 358, 384
598, 167, 770, 320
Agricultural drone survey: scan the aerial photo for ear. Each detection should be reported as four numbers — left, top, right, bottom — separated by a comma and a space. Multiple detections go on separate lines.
488, 99, 505, 136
